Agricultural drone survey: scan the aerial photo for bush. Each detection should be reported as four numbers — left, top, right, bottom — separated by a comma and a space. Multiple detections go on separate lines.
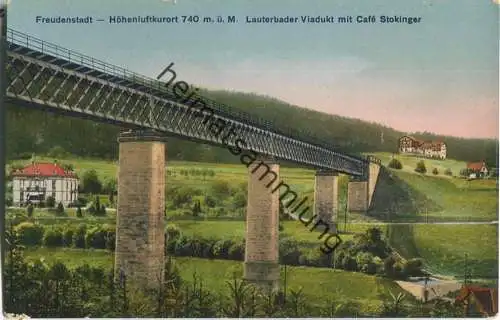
45, 196, 55, 208
81, 169, 102, 194
384, 255, 397, 278
63, 228, 74, 247
8, 211, 28, 225
47, 146, 67, 158
76, 206, 83, 218
192, 200, 202, 217
211, 239, 234, 260
227, 240, 245, 260
75, 197, 88, 207
444, 168, 453, 176
166, 224, 182, 241
279, 237, 301, 265
171, 187, 194, 208
73, 224, 87, 248
204, 195, 217, 208
414, 160, 427, 174
232, 192, 247, 209
210, 181, 231, 199
342, 256, 357, 271
104, 228, 116, 251
15, 222, 44, 246
388, 158, 403, 170
460, 168, 474, 177
55, 202, 65, 216
26, 203, 34, 217
393, 261, 406, 279
102, 177, 117, 195
85, 226, 107, 249
43, 228, 64, 247
432, 168, 439, 175
6, 196, 12, 207
403, 258, 424, 277
356, 252, 374, 271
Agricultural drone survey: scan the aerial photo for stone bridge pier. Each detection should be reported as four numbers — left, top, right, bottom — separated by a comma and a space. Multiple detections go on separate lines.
347, 158, 381, 213
243, 155, 280, 291
115, 129, 167, 290
314, 169, 339, 234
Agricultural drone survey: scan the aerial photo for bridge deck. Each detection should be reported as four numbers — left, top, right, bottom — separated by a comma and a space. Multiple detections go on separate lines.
5, 28, 368, 176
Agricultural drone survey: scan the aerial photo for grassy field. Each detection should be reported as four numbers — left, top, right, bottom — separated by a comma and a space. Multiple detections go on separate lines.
8, 156, 320, 194
23, 247, 406, 313
374, 152, 467, 178
393, 171, 497, 222
8, 155, 498, 281
387, 224, 498, 279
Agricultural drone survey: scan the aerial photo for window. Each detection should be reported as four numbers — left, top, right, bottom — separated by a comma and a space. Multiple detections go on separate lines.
52, 180, 56, 190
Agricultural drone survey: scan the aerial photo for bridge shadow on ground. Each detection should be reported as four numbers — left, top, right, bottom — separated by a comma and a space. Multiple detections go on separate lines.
367, 167, 442, 223
385, 224, 420, 259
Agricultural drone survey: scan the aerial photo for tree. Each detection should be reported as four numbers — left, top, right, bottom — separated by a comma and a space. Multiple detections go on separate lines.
211, 181, 231, 199
47, 145, 66, 158
414, 161, 427, 174
81, 169, 102, 194
403, 258, 424, 277
460, 168, 474, 177
46, 196, 56, 208
56, 202, 65, 215
95, 196, 101, 213
388, 158, 403, 170
384, 255, 397, 278
432, 168, 439, 175
26, 203, 34, 218
192, 200, 202, 217
103, 177, 117, 195
76, 206, 83, 218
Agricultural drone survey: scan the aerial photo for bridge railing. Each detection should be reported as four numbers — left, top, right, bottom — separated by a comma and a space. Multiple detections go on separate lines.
6, 28, 367, 164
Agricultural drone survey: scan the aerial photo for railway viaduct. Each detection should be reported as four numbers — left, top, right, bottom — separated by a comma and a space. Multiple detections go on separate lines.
0, 8, 382, 291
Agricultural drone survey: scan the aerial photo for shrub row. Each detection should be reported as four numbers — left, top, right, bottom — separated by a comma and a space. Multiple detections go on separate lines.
165, 225, 423, 279
14, 222, 115, 250
13, 222, 422, 279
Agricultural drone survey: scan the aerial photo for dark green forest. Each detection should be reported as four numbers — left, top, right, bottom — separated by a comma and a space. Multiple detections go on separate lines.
6, 90, 498, 166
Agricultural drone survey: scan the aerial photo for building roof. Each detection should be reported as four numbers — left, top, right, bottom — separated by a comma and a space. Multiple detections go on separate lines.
11, 162, 78, 178
399, 136, 445, 150
467, 161, 487, 171
456, 286, 498, 316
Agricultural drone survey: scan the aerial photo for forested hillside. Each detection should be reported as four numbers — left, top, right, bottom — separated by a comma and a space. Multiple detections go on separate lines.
6, 90, 498, 166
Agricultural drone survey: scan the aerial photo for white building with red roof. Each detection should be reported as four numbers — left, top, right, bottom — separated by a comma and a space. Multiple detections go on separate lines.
11, 161, 79, 207
398, 136, 447, 160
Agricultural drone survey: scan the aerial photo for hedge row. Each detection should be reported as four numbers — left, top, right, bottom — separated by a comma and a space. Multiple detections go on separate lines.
14, 222, 115, 250
13, 222, 422, 279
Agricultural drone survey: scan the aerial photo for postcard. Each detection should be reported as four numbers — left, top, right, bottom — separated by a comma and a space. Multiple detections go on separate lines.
1, 0, 498, 318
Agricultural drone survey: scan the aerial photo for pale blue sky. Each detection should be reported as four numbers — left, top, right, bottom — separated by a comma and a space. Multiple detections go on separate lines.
6, 0, 499, 138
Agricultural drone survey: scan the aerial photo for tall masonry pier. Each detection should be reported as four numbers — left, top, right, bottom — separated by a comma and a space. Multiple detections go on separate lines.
115, 129, 166, 289
314, 169, 339, 234
244, 155, 280, 291
347, 156, 381, 213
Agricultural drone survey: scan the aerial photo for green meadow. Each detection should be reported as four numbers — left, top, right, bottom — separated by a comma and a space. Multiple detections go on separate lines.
23, 247, 406, 314
7, 153, 498, 280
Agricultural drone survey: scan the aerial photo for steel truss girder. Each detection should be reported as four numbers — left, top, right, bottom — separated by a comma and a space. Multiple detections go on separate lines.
6, 47, 366, 176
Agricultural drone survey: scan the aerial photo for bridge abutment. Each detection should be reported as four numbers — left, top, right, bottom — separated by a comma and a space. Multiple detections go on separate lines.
347, 158, 381, 213
314, 170, 339, 234
115, 129, 166, 290
243, 155, 280, 291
